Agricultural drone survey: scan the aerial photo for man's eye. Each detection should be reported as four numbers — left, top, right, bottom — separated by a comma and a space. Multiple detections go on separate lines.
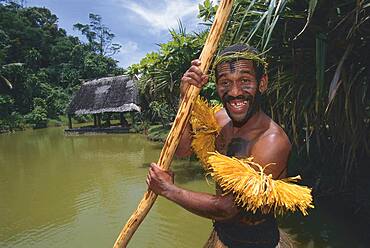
241, 78, 252, 83
221, 81, 230, 87
240, 79, 256, 90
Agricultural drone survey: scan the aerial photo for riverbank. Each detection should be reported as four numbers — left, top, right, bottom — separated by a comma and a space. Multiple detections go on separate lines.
146, 124, 170, 143
0, 115, 130, 134
0, 114, 92, 133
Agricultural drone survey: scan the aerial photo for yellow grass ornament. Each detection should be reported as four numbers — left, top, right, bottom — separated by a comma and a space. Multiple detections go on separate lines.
190, 97, 222, 169
190, 97, 314, 216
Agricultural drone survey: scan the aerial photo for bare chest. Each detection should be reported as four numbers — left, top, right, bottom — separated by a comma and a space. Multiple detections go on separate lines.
216, 126, 259, 158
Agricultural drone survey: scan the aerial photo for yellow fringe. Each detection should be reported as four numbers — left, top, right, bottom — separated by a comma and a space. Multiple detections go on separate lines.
208, 152, 314, 216
190, 97, 222, 169
190, 97, 314, 216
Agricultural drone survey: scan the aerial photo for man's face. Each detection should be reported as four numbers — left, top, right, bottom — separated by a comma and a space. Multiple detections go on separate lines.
216, 59, 260, 126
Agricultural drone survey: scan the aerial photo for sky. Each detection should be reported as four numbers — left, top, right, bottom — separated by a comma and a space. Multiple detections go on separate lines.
26, 0, 205, 68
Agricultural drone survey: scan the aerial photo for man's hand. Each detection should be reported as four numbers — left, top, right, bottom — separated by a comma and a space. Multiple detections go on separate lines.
180, 59, 209, 99
146, 164, 239, 221
146, 163, 175, 196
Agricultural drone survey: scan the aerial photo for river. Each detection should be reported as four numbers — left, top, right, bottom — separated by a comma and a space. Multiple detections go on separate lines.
0, 127, 366, 247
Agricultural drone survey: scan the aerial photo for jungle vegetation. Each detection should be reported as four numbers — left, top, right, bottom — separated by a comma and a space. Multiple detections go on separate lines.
0, 1, 124, 130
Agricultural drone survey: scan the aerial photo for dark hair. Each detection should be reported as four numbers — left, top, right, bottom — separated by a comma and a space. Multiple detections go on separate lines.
216, 44, 265, 83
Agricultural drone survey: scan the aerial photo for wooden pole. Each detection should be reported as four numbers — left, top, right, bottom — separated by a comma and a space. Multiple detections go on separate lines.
97, 113, 102, 128
113, 1, 234, 247
120, 113, 123, 127
68, 114, 72, 129
107, 113, 111, 127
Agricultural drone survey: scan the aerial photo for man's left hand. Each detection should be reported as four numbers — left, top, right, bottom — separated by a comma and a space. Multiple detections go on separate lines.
146, 163, 174, 196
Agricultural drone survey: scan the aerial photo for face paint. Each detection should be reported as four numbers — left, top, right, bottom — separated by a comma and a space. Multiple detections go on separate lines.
226, 137, 249, 157
216, 60, 261, 127
228, 60, 237, 73
241, 84, 258, 91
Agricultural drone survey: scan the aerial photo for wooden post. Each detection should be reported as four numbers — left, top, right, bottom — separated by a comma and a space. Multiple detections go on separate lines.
112, 1, 234, 247
107, 113, 111, 127
130, 112, 134, 126
97, 113, 102, 128
120, 113, 128, 127
68, 114, 72, 129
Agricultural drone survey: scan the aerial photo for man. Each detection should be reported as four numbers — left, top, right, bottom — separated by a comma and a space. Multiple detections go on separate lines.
146, 44, 291, 247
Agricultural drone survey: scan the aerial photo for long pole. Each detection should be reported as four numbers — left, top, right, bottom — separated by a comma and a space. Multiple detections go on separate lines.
113, 1, 234, 247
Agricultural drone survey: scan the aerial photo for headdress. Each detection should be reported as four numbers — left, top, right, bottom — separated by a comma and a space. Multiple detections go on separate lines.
212, 50, 268, 74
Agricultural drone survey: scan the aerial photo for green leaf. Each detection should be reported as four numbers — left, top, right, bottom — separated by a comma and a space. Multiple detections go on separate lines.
325, 44, 353, 112
0, 75, 12, 89
294, 0, 318, 39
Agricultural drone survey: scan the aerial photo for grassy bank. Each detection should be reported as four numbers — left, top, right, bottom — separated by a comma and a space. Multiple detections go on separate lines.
146, 124, 171, 143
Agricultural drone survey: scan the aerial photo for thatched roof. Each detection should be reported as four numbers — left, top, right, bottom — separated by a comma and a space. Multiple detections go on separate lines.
67, 75, 140, 115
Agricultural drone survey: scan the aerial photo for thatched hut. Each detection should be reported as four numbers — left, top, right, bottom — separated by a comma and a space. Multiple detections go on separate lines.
66, 75, 140, 133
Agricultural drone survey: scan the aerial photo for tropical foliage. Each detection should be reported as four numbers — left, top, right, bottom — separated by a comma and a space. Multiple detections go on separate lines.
126, 23, 207, 125
0, 1, 123, 132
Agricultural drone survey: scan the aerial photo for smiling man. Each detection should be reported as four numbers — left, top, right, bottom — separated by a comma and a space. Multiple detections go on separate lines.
146, 44, 292, 248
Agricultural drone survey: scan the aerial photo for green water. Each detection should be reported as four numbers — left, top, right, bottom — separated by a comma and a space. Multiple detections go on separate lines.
0, 128, 367, 247
0, 128, 212, 247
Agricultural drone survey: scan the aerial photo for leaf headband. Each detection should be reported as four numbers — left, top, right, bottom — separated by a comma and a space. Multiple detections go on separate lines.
212, 51, 268, 75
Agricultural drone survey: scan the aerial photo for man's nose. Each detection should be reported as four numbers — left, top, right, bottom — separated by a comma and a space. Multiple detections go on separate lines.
228, 82, 243, 96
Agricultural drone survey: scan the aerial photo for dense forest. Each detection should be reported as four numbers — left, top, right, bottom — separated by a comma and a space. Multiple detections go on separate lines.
1, 0, 369, 222
0, 1, 124, 131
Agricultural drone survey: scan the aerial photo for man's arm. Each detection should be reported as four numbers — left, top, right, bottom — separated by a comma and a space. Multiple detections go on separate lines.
147, 163, 239, 221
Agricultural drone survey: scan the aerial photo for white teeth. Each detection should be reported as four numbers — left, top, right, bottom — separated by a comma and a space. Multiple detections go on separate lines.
230, 101, 247, 107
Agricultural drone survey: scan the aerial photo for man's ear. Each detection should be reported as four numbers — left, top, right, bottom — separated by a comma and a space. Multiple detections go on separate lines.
259, 74, 268, 93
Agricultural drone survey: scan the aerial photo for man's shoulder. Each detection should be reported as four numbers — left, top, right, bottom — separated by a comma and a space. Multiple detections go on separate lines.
251, 117, 291, 179
258, 118, 291, 149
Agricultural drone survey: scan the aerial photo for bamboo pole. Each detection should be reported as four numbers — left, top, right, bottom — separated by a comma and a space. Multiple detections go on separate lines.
113, 1, 234, 247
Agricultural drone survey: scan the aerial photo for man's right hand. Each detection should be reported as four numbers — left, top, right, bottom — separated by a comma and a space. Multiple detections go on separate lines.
180, 59, 209, 99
